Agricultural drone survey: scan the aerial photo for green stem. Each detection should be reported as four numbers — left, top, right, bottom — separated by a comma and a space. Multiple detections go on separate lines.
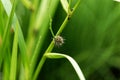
33, 15, 69, 80
0, 0, 17, 71
56, 16, 69, 36
9, 1, 17, 80
49, 17, 55, 37
33, 0, 80, 79
21, 0, 34, 11
29, 0, 59, 78
9, 20, 18, 80
26, 0, 39, 56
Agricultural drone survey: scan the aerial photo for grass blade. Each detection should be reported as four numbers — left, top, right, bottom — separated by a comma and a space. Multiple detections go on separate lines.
9, 20, 18, 80
30, 0, 59, 78
0, 0, 16, 64
1, 0, 30, 79
60, 0, 69, 14
45, 53, 86, 80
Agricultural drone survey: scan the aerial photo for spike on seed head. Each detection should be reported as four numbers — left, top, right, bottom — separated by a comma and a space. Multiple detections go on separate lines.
53, 35, 64, 47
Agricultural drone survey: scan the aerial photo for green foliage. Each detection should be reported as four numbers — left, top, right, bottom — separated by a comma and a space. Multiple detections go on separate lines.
1, 0, 120, 80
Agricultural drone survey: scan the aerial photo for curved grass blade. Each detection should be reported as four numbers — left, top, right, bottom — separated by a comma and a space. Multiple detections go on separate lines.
45, 53, 86, 80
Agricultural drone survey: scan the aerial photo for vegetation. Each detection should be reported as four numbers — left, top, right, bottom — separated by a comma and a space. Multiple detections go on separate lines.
0, 0, 120, 80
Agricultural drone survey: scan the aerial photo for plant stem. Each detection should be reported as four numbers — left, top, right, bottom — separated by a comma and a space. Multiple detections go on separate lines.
9, 20, 18, 80
1, 0, 30, 79
33, 0, 80, 79
49, 17, 55, 37
33, 15, 69, 80
29, 0, 59, 78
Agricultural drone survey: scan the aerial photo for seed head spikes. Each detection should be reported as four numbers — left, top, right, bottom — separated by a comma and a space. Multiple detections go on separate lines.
53, 35, 64, 47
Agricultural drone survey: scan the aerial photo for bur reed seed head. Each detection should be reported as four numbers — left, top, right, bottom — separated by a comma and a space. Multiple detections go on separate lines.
53, 35, 64, 47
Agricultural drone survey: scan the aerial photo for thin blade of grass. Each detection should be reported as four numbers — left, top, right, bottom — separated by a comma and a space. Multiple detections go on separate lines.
45, 53, 86, 80
30, 0, 59, 78
1, 0, 29, 79
3, 52, 11, 80
60, 0, 69, 14
0, 0, 16, 65
9, 19, 18, 80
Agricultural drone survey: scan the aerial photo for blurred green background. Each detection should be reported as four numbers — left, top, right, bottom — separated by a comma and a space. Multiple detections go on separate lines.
9, 0, 120, 80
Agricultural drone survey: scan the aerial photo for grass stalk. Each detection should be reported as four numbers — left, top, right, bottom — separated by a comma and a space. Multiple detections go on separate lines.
9, 19, 18, 80
1, 0, 30, 79
30, 0, 59, 78
0, 0, 16, 64
33, 1, 80, 79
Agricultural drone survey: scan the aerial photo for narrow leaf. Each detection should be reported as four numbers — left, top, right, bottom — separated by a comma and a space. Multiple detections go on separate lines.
60, 0, 69, 14
0, 0, 15, 64
1, 0, 30, 79
9, 20, 18, 80
45, 53, 86, 80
